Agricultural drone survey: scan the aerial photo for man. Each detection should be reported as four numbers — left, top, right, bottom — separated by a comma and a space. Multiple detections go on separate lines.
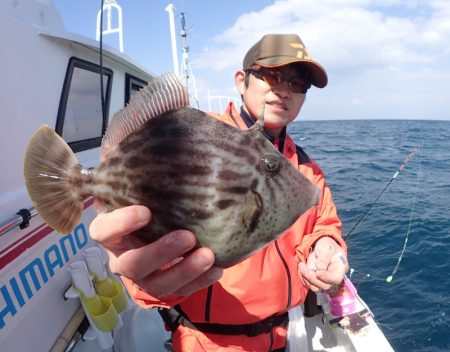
90, 33, 348, 351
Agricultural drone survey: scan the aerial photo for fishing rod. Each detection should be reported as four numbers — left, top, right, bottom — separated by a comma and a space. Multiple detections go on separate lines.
344, 143, 422, 240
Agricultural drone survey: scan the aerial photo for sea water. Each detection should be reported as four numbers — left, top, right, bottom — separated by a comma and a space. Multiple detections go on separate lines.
289, 119, 450, 352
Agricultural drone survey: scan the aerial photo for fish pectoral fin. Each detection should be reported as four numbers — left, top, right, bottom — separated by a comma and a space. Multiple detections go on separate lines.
242, 190, 263, 233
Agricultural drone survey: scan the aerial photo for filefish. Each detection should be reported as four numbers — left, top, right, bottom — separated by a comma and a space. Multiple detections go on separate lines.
23, 73, 320, 268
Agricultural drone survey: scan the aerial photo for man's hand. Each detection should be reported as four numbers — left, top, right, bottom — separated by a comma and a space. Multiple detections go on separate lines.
298, 236, 348, 292
89, 205, 223, 298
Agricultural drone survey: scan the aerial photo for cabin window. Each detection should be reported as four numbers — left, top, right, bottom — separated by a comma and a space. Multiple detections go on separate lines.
125, 73, 148, 106
55, 57, 113, 152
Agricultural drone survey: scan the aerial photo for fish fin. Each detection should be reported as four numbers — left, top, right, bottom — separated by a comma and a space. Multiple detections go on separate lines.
250, 97, 266, 132
243, 189, 263, 233
24, 125, 83, 234
100, 72, 189, 159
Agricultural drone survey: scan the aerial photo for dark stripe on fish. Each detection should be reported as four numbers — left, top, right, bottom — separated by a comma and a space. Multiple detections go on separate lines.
150, 162, 213, 177
138, 185, 213, 202
142, 145, 217, 162
196, 139, 258, 166
189, 208, 214, 220
219, 186, 248, 194
218, 169, 251, 181
107, 157, 122, 167
216, 199, 238, 209
121, 138, 144, 154
125, 156, 147, 169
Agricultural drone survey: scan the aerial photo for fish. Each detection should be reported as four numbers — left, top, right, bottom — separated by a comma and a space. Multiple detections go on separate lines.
23, 73, 320, 268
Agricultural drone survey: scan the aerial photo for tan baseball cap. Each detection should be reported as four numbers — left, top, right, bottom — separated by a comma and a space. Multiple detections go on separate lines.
243, 34, 328, 88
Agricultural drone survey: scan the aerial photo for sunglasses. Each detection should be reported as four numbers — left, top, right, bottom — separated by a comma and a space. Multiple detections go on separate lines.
246, 67, 311, 94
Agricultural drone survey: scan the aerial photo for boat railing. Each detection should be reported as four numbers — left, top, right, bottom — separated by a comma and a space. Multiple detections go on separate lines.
0, 206, 38, 237
207, 89, 240, 112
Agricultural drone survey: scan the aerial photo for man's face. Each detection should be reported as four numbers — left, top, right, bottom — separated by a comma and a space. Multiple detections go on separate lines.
236, 64, 308, 137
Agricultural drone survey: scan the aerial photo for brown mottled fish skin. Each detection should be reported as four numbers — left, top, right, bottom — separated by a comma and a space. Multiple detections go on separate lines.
78, 108, 320, 267
23, 73, 320, 268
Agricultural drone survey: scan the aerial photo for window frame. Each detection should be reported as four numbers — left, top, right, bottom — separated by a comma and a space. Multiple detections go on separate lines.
124, 73, 147, 106
55, 57, 113, 153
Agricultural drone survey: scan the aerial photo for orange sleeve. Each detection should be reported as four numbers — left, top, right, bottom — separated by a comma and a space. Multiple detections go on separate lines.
121, 276, 187, 309
296, 161, 347, 262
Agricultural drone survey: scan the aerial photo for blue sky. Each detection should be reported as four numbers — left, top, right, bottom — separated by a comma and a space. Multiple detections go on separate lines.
53, 0, 450, 120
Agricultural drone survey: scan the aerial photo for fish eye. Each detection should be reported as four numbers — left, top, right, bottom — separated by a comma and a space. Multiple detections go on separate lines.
260, 153, 281, 175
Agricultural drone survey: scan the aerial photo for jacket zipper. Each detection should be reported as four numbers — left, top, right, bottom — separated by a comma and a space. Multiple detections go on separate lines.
275, 240, 292, 310
203, 243, 292, 321
274, 130, 292, 311
205, 285, 213, 321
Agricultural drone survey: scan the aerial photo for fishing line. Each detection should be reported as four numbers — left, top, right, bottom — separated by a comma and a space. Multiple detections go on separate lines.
386, 143, 423, 283
348, 267, 387, 283
344, 143, 422, 240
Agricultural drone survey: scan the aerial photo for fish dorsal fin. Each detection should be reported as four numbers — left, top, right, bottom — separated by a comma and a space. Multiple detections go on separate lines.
249, 96, 266, 133
100, 72, 189, 159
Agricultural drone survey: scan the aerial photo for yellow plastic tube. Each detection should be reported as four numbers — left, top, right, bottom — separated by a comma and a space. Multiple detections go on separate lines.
79, 290, 119, 332
94, 276, 128, 314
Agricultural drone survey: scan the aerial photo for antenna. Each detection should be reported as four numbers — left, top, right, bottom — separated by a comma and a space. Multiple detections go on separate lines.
165, 4, 179, 77
179, 12, 199, 108
96, 0, 124, 53
166, 5, 199, 108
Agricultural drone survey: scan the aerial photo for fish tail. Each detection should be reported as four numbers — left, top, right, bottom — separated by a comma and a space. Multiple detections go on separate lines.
24, 125, 84, 234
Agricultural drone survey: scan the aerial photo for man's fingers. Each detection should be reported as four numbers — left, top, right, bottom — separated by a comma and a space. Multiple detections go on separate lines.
299, 261, 339, 292
112, 229, 197, 280
135, 247, 217, 298
298, 262, 323, 292
316, 253, 349, 284
89, 206, 151, 255
90, 205, 151, 243
315, 270, 344, 285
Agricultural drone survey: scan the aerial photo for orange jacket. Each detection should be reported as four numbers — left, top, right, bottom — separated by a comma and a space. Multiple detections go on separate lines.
122, 102, 346, 351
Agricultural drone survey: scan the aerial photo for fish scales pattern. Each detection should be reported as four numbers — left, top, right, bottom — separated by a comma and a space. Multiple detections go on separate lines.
91, 107, 310, 266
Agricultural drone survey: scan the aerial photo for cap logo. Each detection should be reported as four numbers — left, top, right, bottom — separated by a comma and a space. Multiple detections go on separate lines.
289, 43, 311, 59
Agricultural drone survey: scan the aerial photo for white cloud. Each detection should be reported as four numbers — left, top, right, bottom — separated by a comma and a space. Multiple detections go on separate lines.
193, 0, 450, 119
